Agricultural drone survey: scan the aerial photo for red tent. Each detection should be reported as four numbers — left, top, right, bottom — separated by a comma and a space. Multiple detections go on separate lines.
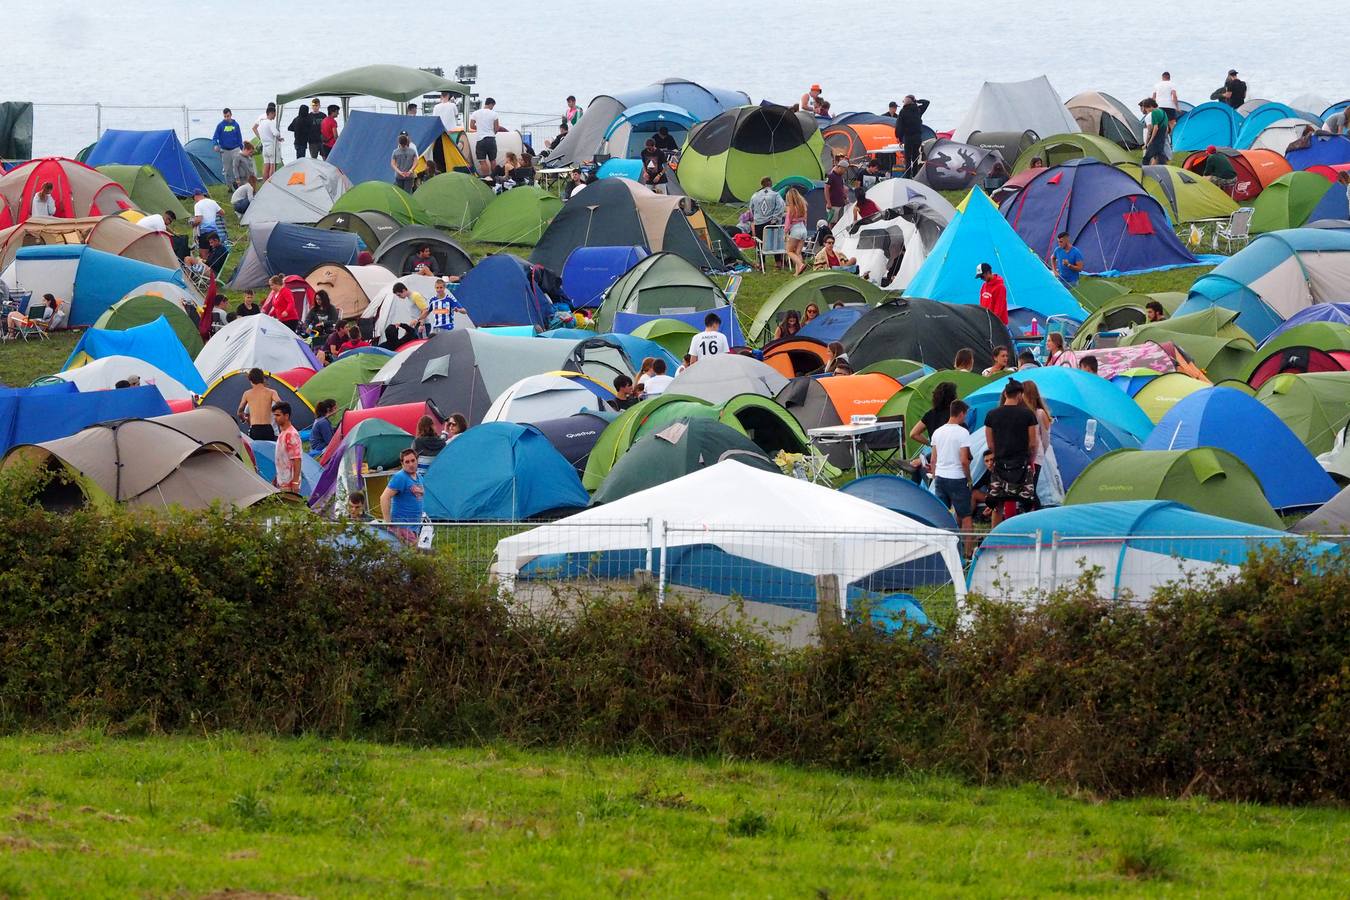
0, 158, 134, 227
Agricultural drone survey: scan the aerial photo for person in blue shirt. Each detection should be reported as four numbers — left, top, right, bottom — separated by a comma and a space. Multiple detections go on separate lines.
212, 108, 245, 189
380, 448, 426, 544
309, 399, 337, 457
1052, 231, 1085, 285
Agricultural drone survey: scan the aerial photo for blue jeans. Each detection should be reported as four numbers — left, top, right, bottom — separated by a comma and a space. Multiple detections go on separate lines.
933, 476, 972, 519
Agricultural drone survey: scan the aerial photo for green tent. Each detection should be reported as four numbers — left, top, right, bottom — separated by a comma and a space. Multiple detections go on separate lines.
717, 393, 811, 456
878, 369, 989, 456
1255, 372, 1350, 456
297, 353, 389, 419
583, 393, 715, 491
277, 64, 467, 110
856, 359, 931, 380
1069, 276, 1132, 313
469, 186, 562, 246
1116, 163, 1238, 224
92, 296, 202, 357
414, 172, 494, 231
1071, 292, 1186, 348
1252, 323, 1350, 363
1132, 372, 1209, 423
1121, 307, 1256, 381
592, 418, 778, 504
631, 318, 697, 359
749, 271, 888, 346
1012, 133, 1135, 173
594, 252, 726, 332
1249, 172, 1336, 234
96, 164, 189, 218
330, 181, 429, 226
678, 105, 826, 203
1065, 447, 1283, 529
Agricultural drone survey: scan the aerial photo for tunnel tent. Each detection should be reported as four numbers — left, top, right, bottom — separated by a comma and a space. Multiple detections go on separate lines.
414, 172, 494, 230
315, 208, 402, 252
84, 129, 206, 196
0, 214, 179, 271
95, 164, 188, 218
1011, 133, 1134, 174
372, 225, 472, 276
240, 157, 351, 226
228, 222, 359, 290
678, 104, 826, 203
1065, 91, 1144, 149
328, 180, 429, 226
470, 186, 562, 246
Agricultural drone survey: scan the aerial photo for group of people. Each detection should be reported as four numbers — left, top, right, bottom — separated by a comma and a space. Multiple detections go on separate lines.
609, 312, 730, 408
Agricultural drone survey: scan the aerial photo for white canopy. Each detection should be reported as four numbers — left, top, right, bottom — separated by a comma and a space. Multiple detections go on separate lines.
240, 158, 351, 226
482, 373, 603, 424
48, 355, 195, 401
194, 314, 316, 386
953, 75, 1080, 143
494, 460, 966, 608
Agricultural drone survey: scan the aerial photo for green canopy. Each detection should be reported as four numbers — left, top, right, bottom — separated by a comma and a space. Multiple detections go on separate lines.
1116, 163, 1238, 224
1249, 172, 1335, 234
277, 65, 467, 108
878, 369, 990, 456
330, 181, 429, 226
1121, 307, 1256, 380
297, 353, 389, 419
594, 252, 726, 333
1132, 372, 1209, 423
96, 164, 188, 218
92, 297, 202, 358
1065, 447, 1283, 529
592, 419, 777, 504
414, 172, 494, 231
1255, 372, 1350, 456
1071, 292, 1186, 348
749, 270, 889, 346
631, 318, 697, 359
470, 186, 562, 246
1012, 133, 1136, 173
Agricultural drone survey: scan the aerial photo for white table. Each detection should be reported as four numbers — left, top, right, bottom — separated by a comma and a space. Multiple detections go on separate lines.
807, 419, 905, 480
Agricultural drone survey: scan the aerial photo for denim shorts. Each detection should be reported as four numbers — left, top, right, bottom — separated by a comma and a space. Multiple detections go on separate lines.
933, 476, 972, 518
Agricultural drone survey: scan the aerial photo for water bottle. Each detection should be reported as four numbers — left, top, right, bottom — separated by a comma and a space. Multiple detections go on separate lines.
1084, 418, 1097, 452
1030, 317, 1040, 337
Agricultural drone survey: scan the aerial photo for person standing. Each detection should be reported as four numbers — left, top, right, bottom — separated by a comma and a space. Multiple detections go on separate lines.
237, 368, 281, 441
824, 160, 848, 224
800, 84, 824, 114
432, 91, 460, 132
689, 311, 730, 359
652, 126, 679, 154
321, 105, 340, 159
640, 138, 668, 188
984, 380, 1039, 526
287, 104, 310, 162
1151, 72, 1179, 126
307, 99, 325, 158
391, 133, 419, 192
749, 176, 786, 268
30, 181, 56, 218
428, 278, 466, 331
884, 101, 899, 118
1216, 69, 1246, 109
272, 402, 303, 493
1140, 98, 1169, 165
265, 274, 300, 332
468, 98, 507, 178
253, 103, 282, 180
563, 95, 583, 127
380, 448, 426, 544
976, 263, 1008, 325
190, 189, 223, 248
784, 187, 809, 275
929, 399, 976, 555
1052, 231, 1085, 285
895, 94, 930, 178
212, 108, 244, 189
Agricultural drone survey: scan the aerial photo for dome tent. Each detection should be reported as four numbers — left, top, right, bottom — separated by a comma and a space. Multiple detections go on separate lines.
1065, 91, 1144, 149
1178, 148, 1290, 202
92, 294, 202, 357
423, 422, 588, 521
1116, 163, 1238, 224
530, 412, 615, 477
414, 172, 494, 230
593, 252, 727, 332
665, 354, 789, 405
1234, 102, 1306, 149
95, 164, 188, 218
62, 317, 206, 394
877, 369, 990, 456
0, 157, 134, 227
240, 158, 351, 226
1011, 133, 1133, 174
470, 186, 562, 246
592, 418, 777, 505
194, 314, 319, 387
453, 254, 558, 330
1170, 102, 1243, 153
916, 139, 1006, 191
954, 76, 1079, 143
838, 475, 959, 530
678, 104, 826, 203
482, 373, 605, 425
328, 180, 429, 226
1254, 371, 1350, 455
200, 370, 316, 432
315, 209, 402, 252
84, 128, 206, 196
227, 222, 359, 290
1248, 172, 1348, 234
841, 297, 1012, 373
1246, 324, 1350, 389
601, 102, 700, 159
372, 225, 472, 276
42, 355, 194, 402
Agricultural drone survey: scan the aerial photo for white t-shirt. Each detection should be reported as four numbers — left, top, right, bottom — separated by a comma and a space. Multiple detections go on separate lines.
255, 115, 280, 146
433, 100, 460, 132
689, 329, 729, 359
137, 213, 168, 232
469, 108, 500, 134
643, 374, 674, 395
930, 423, 973, 480
1152, 80, 1179, 110
193, 196, 222, 227
231, 183, 254, 205
31, 194, 55, 218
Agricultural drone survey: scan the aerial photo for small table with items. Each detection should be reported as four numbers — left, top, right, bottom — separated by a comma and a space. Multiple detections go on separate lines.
807, 418, 905, 481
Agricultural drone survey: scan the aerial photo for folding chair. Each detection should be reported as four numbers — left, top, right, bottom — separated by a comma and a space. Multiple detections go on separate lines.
1214, 207, 1254, 252
5, 312, 50, 342
756, 224, 787, 272
859, 414, 907, 476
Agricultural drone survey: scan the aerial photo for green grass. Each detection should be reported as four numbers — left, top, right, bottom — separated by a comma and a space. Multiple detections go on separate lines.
0, 731, 1345, 897
0, 330, 79, 388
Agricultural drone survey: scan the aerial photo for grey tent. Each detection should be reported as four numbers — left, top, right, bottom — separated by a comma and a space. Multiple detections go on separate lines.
966, 130, 1040, 168
1291, 486, 1350, 535
954, 76, 1080, 142
918, 139, 1007, 190
1066, 90, 1145, 149
373, 225, 473, 276
240, 158, 351, 226
316, 209, 402, 254
228, 222, 360, 289
664, 354, 789, 405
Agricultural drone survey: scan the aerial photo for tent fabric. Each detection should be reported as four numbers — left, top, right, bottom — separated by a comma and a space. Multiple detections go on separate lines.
877, 370, 990, 456
580, 394, 716, 491
1065, 91, 1144, 149
0, 214, 178, 271
183, 138, 225, 186
1171, 102, 1244, 152
540, 328, 679, 376
1255, 372, 1350, 456
953, 76, 1080, 143
482, 373, 605, 424
240, 158, 351, 226
372, 226, 472, 276
1064, 448, 1282, 528
470, 187, 562, 246
966, 131, 1040, 170
838, 474, 959, 530
749, 271, 889, 345
95, 164, 188, 218
1248, 118, 1316, 155
199, 370, 316, 431
1179, 148, 1291, 202
453, 254, 556, 330
0, 158, 134, 228
42, 355, 194, 402
1131, 371, 1210, 423
306, 262, 397, 319
297, 352, 389, 416
414, 172, 494, 230
664, 354, 789, 405
775, 373, 900, 466
842, 297, 1012, 373
194, 314, 319, 387
326, 111, 455, 186
611, 306, 745, 348
1117, 163, 1238, 223
0, 383, 171, 456
679, 105, 826, 203
629, 317, 696, 358
93, 295, 202, 357
7, 244, 186, 328
593, 419, 777, 505
1011, 133, 1133, 173
916, 139, 1005, 191
245, 437, 323, 498
602, 102, 699, 159
561, 246, 650, 309
316, 209, 403, 252
84, 129, 205, 196
63, 317, 206, 393
1234, 102, 1305, 149
822, 123, 904, 167
423, 422, 588, 521
1262, 302, 1350, 343
0, 102, 33, 159
328, 180, 430, 226
1001, 158, 1198, 274
228, 222, 360, 290
905, 189, 1086, 320
277, 65, 467, 106
527, 412, 615, 476
1291, 486, 1350, 535
1142, 386, 1337, 510
1249, 172, 1346, 234
965, 366, 1154, 443
761, 337, 832, 377
594, 252, 726, 332
1286, 134, 1350, 171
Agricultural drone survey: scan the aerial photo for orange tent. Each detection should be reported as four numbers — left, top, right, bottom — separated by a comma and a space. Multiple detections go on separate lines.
1180, 148, 1292, 201
762, 336, 832, 377
822, 123, 900, 166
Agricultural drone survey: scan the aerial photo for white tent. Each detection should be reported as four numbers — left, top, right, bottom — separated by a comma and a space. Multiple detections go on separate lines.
482, 373, 603, 424
194, 314, 317, 386
953, 76, 1080, 143
240, 158, 351, 226
835, 218, 928, 288
665, 354, 788, 404
1249, 118, 1315, 154
361, 273, 439, 336
493, 460, 966, 610
856, 178, 957, 223
47, 355, 195, 401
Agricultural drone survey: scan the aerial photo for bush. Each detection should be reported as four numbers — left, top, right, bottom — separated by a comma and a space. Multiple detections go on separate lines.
0, 466, 1346, 803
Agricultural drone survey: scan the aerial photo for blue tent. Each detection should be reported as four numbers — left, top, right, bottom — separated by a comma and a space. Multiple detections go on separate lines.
423, 422, 589, 520
561, 246, 649, 308
84, 128, 206, 196
453, 254, 555, 330
183, 137, 225, 186
540, 327, 679, 372
327, 111, 447, 185
227, 222, 359, 290
602, 102, 699, 158
1261, 302, 1350, 346
966, 367, 1154, 443
838, 475, 958, 529
14, 245, 189, 328
1171, 102, 1243, 153
246, 438, 323, 497
1286, 134, 1350, 170
0, 384, 170, 455
612, 305, 746, 347
596, 159, 644, 180
905, 189, 1086, 321
64, 317, 207, 393
1142, 386, 1337, 510
798, 306, 864, 343
1001, 159, 1199, 275
1235, 102, 1305, 149
1179, 229, 1350, 342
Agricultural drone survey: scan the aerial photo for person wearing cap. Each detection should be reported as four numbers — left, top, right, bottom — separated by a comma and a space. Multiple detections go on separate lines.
1200, 146, 1236, 186
894, 95, 930, 178
976, 263, 1008, 325
1213, 69, 1246, 109
884, 101, 899, 118
801, 84, 824, 114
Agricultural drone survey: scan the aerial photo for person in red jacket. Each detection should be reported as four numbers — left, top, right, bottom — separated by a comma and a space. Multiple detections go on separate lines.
265, 274, 300, 332
976, 262, 1008, 325
320, 105, 340, 158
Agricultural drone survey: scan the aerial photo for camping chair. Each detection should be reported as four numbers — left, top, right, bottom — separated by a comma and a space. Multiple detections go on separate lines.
1214, 207, 1254, 252
756, 224, 787, 272
859, 414, 908, 476
4, 310, 50, 342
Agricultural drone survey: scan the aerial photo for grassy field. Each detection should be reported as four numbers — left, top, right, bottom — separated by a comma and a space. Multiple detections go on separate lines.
0, 731, 1344, 898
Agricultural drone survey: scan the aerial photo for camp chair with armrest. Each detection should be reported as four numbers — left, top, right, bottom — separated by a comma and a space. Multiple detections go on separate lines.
860, 413, 909, 476
756, 224, 787, 272
1214, 207, 1254, 252
5, 310, 50, 341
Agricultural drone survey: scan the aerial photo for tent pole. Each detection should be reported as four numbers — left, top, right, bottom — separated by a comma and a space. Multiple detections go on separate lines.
1033, 528, 1043, 593
656, 521, 668, 604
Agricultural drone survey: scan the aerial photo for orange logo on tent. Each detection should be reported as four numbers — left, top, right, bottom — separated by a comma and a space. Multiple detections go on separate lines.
287, 172, 307, 186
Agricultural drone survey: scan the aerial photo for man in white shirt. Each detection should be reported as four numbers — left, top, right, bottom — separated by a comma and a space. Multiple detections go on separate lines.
253, 103, 283, 180
642, 358, 674, 395
30, 182, 56, 218
137, 210, 175, 232
468, 98, 506, 177
1152, 71, 1179, 126
689, 311, 730, 359
190, 189, 223, 248
928, 398, 975, 553
432, 91, 460, 133
231, 175, 257, 214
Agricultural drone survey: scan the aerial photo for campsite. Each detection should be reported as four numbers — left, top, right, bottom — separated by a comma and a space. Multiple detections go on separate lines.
1, 40, 1349, 897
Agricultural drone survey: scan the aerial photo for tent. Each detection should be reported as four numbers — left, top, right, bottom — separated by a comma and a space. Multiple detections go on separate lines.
1065, 448, 1282, 528
239, 158, 351, 226
664, 354, 789, 405
1142, 386, 1337, 510
966, 131, 1041, 170
183, 138, 225, 186
835, 205, 947, 290
1011, 133, 1134, 174
540, 328, 679, 376
593, 252, 726, 332
1249, 172, 1348, 234
1001, 158, 1198, 274
749, 271, 889, 345
821, 122, 903, 167
842, 296, 1013, 372
200, 370, 316, 431
969, 501, 1325, 602
315, 208, 402, 252
761, 337, 832, 377
482, 373, 605, 424
1116, 163, 1238, 223
3, 244, 188, 328
877, 369, 990, 456
325, 110, 464, 185
245, 435, 323, 498
532, 178, 736, 272
305, 262, 397, 319
1263, 302, 1350, 342
277, 64, 468, 112
0, 214, 178, 271
470, 186, 562, 246
905, 189, 1087, 322
542, 78, 749, 168
95, 164, 188, 218
1171, 102, 1244, 152
966, 365, 1152, 441
561, 246, 649, 309
93, 294, 202, 357
953, 76, 1079, 143
593, 419, 777, 504
1131, 371, 1210, 422
838, 475, 959, 530
296, 352, 387, 418
372, 225, 472, 276
601, 102, 700, 159
194, 314, 319, 387
848, 178, 958, 226
423, 422, 588, 521
414, 172, 494, 230
228, 221, 359, 290
1247, 323, 1350, 388
453, 254, 557, 330
678, 105, 826, 203
528, 412, 615, 477
1248, 117, 1317, 155
629, 317, 696, 358
775, 373, 901, 465
1255, 372, 1350, 455
307, 417, 415, 513
1179, 148, 1290, 202
328, 180, 429, 226
1179, 229, 1350, 342
63, 317, 205, 393
1286, 134, 1350, 171
1291, 486, 1350, 535
0, 158, 134, 227
716, 393, 811, 456
84, 129, 205, 196
917, 139, 1006, 191
0, 101, 33, 159
0, 383, 171, 455
1234, 102, 1305, 149
41, 355, 194, 402
1065, 91, 1144, 149
798, 306, 866, 343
